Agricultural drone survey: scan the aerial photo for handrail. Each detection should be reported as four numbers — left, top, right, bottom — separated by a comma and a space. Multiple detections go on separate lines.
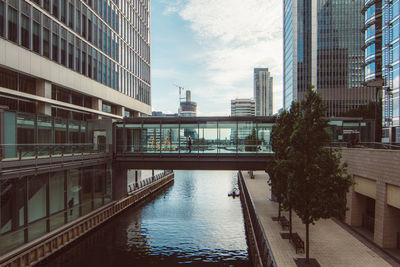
329, 142, 400, 150
0, 143, 111, 161
238, 171, 277, 267
127, 170, 173, 193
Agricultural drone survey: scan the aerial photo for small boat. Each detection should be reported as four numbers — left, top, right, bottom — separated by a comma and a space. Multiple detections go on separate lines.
228, 188, 240, 197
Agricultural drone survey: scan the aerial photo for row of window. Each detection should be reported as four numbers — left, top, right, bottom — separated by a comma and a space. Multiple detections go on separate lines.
28, 0, 151, 77
32, 0, 150, 61
0, 0, 151, 105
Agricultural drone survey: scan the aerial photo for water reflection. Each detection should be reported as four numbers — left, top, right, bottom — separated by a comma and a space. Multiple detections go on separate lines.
37, 171, 251, 267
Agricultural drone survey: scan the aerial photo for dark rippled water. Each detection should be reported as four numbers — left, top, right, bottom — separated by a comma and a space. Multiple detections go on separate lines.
37, 171, 251, 267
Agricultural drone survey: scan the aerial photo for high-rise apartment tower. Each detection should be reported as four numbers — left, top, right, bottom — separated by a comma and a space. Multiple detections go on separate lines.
231, 98, 255, 117
254, 68, 273, 116
283, 0, 375, 116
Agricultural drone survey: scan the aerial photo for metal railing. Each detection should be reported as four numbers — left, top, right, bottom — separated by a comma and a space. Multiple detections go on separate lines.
329, 142, 400, 150
127, 170, 173, 193
238, 171, 276, 267
0, 144, 110, 161
117, 144, 273, 155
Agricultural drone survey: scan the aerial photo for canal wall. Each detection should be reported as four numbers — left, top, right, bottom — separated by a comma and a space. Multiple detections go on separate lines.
0, 172, 174, 267
238, 171, 276, 267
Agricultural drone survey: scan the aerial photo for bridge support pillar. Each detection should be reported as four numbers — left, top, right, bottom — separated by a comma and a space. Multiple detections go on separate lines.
112, 163, 127, 200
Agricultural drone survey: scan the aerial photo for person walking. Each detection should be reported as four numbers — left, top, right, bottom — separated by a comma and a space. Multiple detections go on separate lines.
188, 137, 192, 153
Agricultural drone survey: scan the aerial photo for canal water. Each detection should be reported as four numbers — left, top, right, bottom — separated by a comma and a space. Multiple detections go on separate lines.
37, 170, 251, 267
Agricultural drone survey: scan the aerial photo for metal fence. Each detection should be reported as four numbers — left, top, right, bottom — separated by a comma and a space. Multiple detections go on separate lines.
127, 170, 173, 193
238, 171, 276, 267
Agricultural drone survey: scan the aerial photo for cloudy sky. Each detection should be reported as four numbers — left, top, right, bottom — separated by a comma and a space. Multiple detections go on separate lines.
151, 0, 283, 116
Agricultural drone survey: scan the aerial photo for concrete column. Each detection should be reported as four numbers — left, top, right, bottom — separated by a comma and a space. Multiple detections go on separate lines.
91, 98, 102, 119
374, 181, 400, 248
112, 163, 127, 201
346, 186, 365, 227
36, 79, 52, 115
374, 180, 387, 247
117, 106, 125, 117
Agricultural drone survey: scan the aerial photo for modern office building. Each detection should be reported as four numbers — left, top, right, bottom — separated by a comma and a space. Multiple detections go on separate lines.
283, 0, 375, 117
0, 0, 151, 120
179, 90, 197, 117
231, 98, 255, 117
0, 0, 151, 257
253, 68, 273, 116
379, 0, 400, 142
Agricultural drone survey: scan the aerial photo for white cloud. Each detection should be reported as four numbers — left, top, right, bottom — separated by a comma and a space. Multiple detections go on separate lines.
162, 0, 283, 114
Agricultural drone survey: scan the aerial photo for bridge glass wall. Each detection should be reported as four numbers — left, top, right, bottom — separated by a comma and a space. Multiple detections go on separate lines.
1, 111, 90, 159
117, 119, 274, 154
0, 163, 112, 256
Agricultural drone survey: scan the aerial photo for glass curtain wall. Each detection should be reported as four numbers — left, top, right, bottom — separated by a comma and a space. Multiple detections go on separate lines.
0, 164, 112, 256
116, 120, 274, 154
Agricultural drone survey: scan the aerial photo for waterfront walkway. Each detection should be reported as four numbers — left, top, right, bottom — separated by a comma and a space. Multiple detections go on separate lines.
242, 171, 394, 267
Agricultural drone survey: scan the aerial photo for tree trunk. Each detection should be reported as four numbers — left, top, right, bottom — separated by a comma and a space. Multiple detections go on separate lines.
306, 222, 310, 263
289, 207, 293, 238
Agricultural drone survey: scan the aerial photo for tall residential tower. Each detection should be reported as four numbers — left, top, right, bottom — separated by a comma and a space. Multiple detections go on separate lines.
283, 0, 375, 116
253, 68, 273, 116
231, 98, 255, 117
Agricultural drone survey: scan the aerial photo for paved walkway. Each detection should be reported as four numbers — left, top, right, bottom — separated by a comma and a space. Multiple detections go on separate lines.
242, 171, 394, 267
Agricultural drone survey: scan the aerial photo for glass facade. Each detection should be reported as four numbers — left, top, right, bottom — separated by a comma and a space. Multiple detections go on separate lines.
382, 0, 400, 132
0, 0, 150, 105
283, 0, 294, 110
363, 0, 382, 85
116, 119, 273, 154
283, 0, 374, 116
0, 164, 112, 256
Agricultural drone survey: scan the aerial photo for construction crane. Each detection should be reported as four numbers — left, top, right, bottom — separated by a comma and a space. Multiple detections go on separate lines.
174, 84, 185, 103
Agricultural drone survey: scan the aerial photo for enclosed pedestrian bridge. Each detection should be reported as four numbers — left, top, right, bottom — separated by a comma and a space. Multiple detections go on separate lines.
113, 116, 276, 170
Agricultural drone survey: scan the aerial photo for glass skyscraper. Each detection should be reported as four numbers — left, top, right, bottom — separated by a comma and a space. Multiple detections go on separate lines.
283, 0, 375, 116
381, 0, 400, 141
0, 0, 151, 119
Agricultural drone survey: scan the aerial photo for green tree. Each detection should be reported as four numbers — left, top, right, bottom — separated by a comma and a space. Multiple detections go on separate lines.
267, 102, 300, 236
289, 88, 352, 263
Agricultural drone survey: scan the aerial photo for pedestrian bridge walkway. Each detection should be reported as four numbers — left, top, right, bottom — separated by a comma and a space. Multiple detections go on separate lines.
114, 116, 275, 170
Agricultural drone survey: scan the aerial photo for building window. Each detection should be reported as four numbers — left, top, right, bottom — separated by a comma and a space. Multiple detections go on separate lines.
102, 102, 112, 113
60, 0, 66, 23
43, 0, 50, 12
68, 2, 74, 29
52, 33, 58, 62
88, 19, 92, 42
53, 0, 59, 17
76, 9, 80, 34
68, 43, 73, 69
75, 47, 80, 72
82, 14, 86, 38
93, 51, 97, 80
97, 55, 101, 82
88, 54, 92, 78
21, 15, 30, 49
0, 1, 4, 37
61, 38, 66, 65
42, 28, 50, 58
32, 22, 40, 53
7, 6, 17, 43
82, 51, 86, 75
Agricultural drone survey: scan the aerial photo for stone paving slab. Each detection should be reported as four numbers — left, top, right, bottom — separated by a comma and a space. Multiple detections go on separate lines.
242, 171, 393, 267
